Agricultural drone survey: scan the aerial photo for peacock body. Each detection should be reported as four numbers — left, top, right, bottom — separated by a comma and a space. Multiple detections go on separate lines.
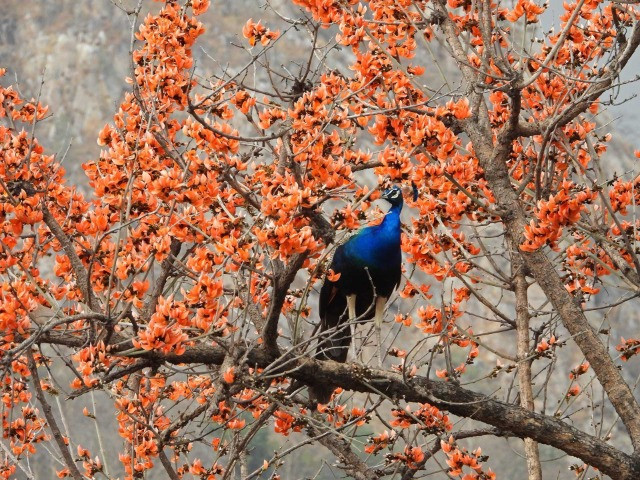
312, 186, 404, 402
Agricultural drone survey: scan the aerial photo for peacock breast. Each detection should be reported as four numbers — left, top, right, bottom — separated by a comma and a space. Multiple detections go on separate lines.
343, 227, 401, 270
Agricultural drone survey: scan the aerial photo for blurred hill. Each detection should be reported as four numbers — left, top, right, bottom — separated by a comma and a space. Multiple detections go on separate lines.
1, 1, 131, 181
2, 1, 640, 479
0, 0, 309, 184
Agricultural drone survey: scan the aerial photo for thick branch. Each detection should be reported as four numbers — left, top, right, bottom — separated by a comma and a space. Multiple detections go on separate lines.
433, 2, 640, 447
296, 361, 640, 480
510, 238, 542, 480
27, 351, 84, 480
42, 336, 639, 480
464, 116, 640, 449
158, 449, 180, 480
262, 252, 307, 354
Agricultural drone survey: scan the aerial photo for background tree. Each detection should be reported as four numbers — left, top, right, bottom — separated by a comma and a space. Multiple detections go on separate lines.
1, 0, 640, 479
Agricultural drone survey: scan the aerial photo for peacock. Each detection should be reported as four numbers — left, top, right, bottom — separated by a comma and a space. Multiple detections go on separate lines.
312, 185, 405, 402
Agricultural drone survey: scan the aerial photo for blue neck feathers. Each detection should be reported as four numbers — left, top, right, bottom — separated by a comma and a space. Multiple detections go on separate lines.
377, 203, 402, 238
344, 203, 402, 267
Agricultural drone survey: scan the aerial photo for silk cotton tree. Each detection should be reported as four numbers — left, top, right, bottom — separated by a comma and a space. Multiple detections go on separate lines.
2, 0, 640, 478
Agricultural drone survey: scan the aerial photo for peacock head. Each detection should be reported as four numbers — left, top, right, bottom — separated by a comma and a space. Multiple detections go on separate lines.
381, 185, 404, 207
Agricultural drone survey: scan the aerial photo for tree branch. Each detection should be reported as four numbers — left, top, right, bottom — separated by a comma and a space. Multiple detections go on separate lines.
38, 335, 640, 480
466, 114, 640, 450
262, 252, 307, 354
42, 205, 98, 312
310, 415, 379, 480
141, 238, 182, 323
27, 350, 84, 480
509, 237, 542, 480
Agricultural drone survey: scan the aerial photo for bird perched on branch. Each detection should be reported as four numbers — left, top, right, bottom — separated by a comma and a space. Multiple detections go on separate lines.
312, 185, 406, 403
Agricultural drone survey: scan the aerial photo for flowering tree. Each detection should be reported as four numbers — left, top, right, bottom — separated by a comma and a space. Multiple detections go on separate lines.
2, 0, 640, 478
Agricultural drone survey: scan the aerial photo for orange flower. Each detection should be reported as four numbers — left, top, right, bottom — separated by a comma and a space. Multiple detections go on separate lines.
223, 367, 235, 384
506, 0, 546, 23
56, 468, 70, 478
569, 362, 590, 379
227, 418, 246, 430
192, 0, 210, 15
364, 430, 394, 454
242, 19, 280, 47
326, 269, 341, 281
566, 385, 581, 398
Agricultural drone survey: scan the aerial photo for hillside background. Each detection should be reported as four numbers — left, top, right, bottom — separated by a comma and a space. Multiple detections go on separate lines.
2, 1, 640, 478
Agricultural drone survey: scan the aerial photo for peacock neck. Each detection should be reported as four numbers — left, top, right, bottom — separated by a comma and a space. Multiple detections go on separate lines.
378, 203, 402, 237
343, 202, 402, 268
